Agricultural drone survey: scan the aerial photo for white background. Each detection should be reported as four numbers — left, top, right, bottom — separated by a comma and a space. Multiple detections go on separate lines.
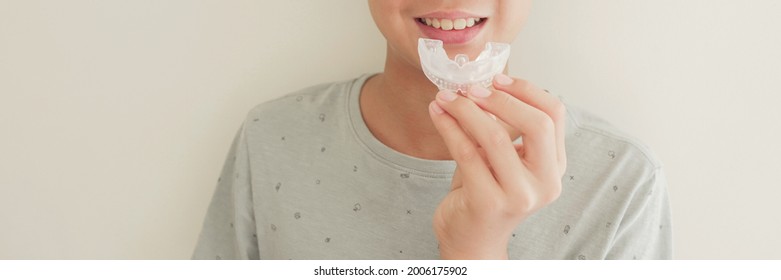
1, 0, 779, 259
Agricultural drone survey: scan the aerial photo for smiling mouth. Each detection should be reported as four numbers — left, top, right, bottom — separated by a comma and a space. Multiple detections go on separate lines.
416, 17, 487, 31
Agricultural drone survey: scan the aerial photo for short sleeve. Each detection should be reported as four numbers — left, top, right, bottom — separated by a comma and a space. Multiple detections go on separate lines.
606, 168, 673, 259
192, 123, 260, 260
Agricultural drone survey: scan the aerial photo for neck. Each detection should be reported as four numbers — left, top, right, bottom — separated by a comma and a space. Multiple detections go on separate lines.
360, 47, 452, 160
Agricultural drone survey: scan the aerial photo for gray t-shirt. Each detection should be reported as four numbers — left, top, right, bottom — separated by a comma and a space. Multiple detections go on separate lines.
192, 74, 672, 260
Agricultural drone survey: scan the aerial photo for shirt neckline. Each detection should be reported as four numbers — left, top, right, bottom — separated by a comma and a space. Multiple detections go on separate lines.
347, 74, 456, 179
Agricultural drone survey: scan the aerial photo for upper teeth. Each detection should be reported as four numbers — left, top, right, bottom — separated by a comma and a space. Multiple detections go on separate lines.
421, 17, 482, 31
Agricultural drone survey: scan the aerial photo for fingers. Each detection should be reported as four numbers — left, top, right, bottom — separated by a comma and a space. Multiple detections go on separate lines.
471, 75, 568, 175
493, 74, 567, 175
465, 85, 559, 175
432, 90, 526, 193
429, 101, 499, 200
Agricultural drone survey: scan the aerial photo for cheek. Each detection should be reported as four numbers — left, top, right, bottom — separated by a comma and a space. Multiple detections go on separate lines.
494, 0, 531, 42
368, 1, 390, 33
368, 1, 421, 63
369, 1, 408, 39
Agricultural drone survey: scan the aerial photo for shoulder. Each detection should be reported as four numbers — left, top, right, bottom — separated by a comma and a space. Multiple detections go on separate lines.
237, 75, 370, 144
246, 76, 364, 119
563, 101, 662, 182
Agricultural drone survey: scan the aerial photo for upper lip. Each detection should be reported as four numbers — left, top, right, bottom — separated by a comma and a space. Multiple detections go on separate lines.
415, 11, 487, 19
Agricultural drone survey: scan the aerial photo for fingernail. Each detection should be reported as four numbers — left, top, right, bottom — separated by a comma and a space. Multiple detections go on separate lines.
437, 90, 457, 102
469, 87, 492, 98
495, 74, 513, 86
430, 102, 444, 114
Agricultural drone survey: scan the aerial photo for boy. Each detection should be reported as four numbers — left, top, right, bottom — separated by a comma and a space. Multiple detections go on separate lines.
193, 0, 671, 259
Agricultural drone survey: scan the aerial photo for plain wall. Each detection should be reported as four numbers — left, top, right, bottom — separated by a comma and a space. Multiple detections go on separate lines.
1, 0, 779, 259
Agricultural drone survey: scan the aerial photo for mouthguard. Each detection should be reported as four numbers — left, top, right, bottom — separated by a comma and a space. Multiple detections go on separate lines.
418, 38, 511, 93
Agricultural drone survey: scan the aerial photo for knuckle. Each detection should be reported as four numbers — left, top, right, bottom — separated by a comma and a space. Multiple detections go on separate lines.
487, 127, 511, 147
507, 196, 534, 216
505, 181, 562, 215
531, 113, 555, 134
549, 99, 567, 121
469, 196, 503, 218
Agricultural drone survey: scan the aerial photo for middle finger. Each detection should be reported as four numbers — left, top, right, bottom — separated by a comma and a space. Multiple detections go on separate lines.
435, 90, 526, 192
465, 86, 558, 176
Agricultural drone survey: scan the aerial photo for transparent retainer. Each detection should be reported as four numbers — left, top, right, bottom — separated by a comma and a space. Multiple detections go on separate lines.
418, 38, 511, 93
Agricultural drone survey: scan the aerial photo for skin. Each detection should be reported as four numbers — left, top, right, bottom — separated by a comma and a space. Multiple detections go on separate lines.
364, 0, 567, 259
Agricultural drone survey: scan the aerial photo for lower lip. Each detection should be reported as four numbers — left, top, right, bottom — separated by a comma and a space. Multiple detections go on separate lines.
416, 19, 485, 45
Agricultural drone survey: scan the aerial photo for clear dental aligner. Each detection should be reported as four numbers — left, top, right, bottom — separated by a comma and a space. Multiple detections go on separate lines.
418, 38, 511, 93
